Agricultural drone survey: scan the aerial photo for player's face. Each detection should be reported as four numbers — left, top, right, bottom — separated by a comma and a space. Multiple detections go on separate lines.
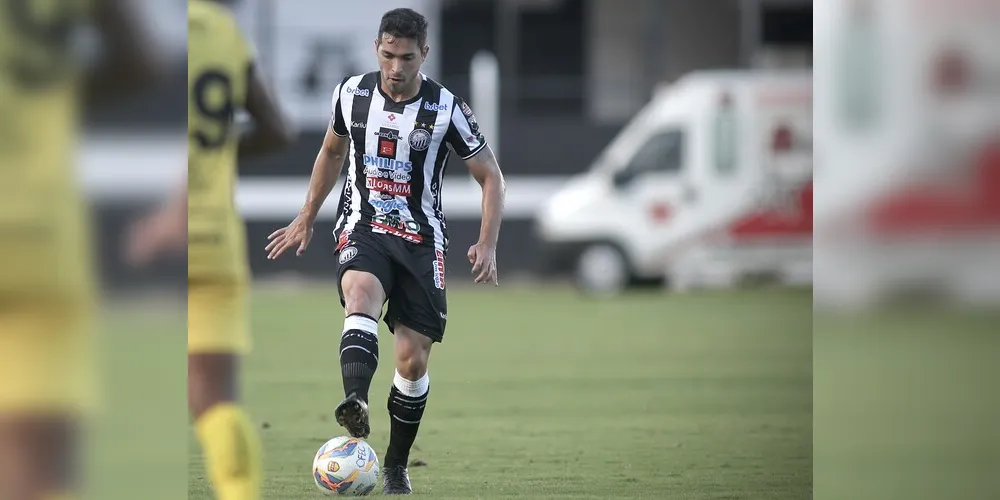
375, 34, 427, 95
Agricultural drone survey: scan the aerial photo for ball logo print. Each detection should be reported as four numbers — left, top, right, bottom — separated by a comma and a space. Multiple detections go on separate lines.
408, 128, 431, 151
339, 246, 358, 265
312, 436, 379, 495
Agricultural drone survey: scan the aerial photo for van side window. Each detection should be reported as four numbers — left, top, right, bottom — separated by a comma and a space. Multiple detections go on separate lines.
625, 129, 684, 176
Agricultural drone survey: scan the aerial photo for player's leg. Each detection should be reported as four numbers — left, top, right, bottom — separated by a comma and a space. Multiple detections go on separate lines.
0, 415, 79, 499
334, 233, 394, 438
188, 282, 261, 500
0, 303, 91, 500
380, 251, 447, 495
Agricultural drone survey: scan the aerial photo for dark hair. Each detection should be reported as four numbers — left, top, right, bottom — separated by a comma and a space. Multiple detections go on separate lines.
378, 8, 429, 47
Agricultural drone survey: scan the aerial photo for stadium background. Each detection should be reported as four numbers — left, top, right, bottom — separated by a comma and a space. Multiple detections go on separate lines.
85, 0, 812, 291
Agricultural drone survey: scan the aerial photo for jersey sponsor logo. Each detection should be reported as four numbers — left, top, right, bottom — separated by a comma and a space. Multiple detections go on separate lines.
461, 101, 473, 117
369, 197, 409, 213
338, 246, 358, 265
371, 216, 423, 244
363, 165, 411, 181
373, 129, 403, 140
423, 101, 448, 112
363, 155, 413, 172
371, 213, 420, 234
433, 249, 446, 289
408, 128, 431, 151
345, 87, 370, 97
351, 121, 367, 129
366, 177, 412, 197
378, 138, 396, 157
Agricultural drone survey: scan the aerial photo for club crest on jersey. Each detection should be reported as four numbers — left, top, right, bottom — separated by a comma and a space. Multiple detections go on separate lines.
408, 128, 431, 151
338, 246, 358, 265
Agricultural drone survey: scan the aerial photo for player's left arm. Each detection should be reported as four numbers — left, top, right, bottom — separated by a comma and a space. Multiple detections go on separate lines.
465, 144, 506, 252
446, 97, 505, 284
124, 174, 187, 268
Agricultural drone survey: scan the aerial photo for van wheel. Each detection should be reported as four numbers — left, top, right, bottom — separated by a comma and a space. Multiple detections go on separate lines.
575, 244, 630, 296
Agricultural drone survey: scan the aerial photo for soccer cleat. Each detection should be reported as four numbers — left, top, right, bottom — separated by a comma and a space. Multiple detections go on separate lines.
334, 393, 370, 439
382, 465, 412, 495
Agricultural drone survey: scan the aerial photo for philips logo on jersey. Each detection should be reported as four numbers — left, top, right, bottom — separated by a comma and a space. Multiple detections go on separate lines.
363, 155, 412, 172
345, 87, 371, 97
423, 102, 448, 112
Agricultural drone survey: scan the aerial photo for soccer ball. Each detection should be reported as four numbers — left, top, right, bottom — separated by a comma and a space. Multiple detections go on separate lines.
312, 436, 380, 496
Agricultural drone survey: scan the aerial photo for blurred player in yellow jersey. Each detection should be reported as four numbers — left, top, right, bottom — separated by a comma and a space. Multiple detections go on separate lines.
126, 1, 296, 498
0, 0, 158, 498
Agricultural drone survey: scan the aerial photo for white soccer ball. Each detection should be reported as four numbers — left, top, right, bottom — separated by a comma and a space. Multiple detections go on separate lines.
312, 436, 380, 496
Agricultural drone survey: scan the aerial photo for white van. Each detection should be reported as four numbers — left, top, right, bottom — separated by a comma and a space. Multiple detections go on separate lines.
535, 70, 813, 294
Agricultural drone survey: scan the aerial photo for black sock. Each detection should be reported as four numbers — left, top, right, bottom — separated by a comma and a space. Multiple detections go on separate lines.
385, 371, 429, 468
339, 313, 379, 402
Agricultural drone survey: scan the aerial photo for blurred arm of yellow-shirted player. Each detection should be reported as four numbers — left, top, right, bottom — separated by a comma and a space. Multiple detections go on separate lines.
125, 3, 296, 500
125, 44, 296, 266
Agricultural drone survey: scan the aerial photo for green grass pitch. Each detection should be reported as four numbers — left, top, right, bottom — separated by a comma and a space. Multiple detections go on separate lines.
186, 285, 812, 499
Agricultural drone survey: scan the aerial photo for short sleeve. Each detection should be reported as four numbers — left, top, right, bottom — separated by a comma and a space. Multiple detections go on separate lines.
330, 77, 349, 137
445, 95, 487, 159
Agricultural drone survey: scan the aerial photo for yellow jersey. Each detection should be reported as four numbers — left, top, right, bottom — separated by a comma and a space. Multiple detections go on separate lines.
0, 0, 94, 301
188, 0, 254, 283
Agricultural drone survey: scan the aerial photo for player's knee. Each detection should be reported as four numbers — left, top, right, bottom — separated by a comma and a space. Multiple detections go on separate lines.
394, 345, 429, 380
341, 276, 383, 318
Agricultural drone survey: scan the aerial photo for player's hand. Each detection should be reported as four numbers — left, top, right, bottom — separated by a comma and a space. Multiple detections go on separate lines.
124, 211, 186, 268
265, 213, 314, 259
467, 241, 498, 286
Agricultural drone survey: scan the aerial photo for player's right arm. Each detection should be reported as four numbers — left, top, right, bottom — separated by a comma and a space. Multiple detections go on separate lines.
265, 82, 351, 259
87, 0, 161, 104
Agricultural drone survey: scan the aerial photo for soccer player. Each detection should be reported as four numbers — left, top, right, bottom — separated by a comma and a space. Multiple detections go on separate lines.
265, 7, 506, 495
0, 0, 158, 498
126, 1, 296, 499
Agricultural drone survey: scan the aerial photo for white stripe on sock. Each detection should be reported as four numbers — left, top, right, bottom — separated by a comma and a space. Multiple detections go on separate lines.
343, 314, 379, 336
393, 370, 429, 397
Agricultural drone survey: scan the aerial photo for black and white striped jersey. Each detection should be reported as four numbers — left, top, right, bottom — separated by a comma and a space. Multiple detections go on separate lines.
329, 71, 487, 254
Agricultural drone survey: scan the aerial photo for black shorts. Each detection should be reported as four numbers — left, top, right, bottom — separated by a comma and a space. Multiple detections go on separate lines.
334, 229, 448, 342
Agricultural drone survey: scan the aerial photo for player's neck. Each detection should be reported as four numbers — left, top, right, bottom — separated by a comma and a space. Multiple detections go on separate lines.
379, 75, 422, 103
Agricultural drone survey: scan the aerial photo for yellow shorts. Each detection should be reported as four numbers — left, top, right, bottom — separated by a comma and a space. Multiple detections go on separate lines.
0, 300, 95, 416
188, 281, 250, 355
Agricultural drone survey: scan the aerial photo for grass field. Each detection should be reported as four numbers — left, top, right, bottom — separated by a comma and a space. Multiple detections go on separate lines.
187, 284, 812, 499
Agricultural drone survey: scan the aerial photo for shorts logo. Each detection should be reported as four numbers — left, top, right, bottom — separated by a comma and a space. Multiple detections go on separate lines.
433, 249, 446, 290
339, 246, 358, 265
408, 128, 431, 151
